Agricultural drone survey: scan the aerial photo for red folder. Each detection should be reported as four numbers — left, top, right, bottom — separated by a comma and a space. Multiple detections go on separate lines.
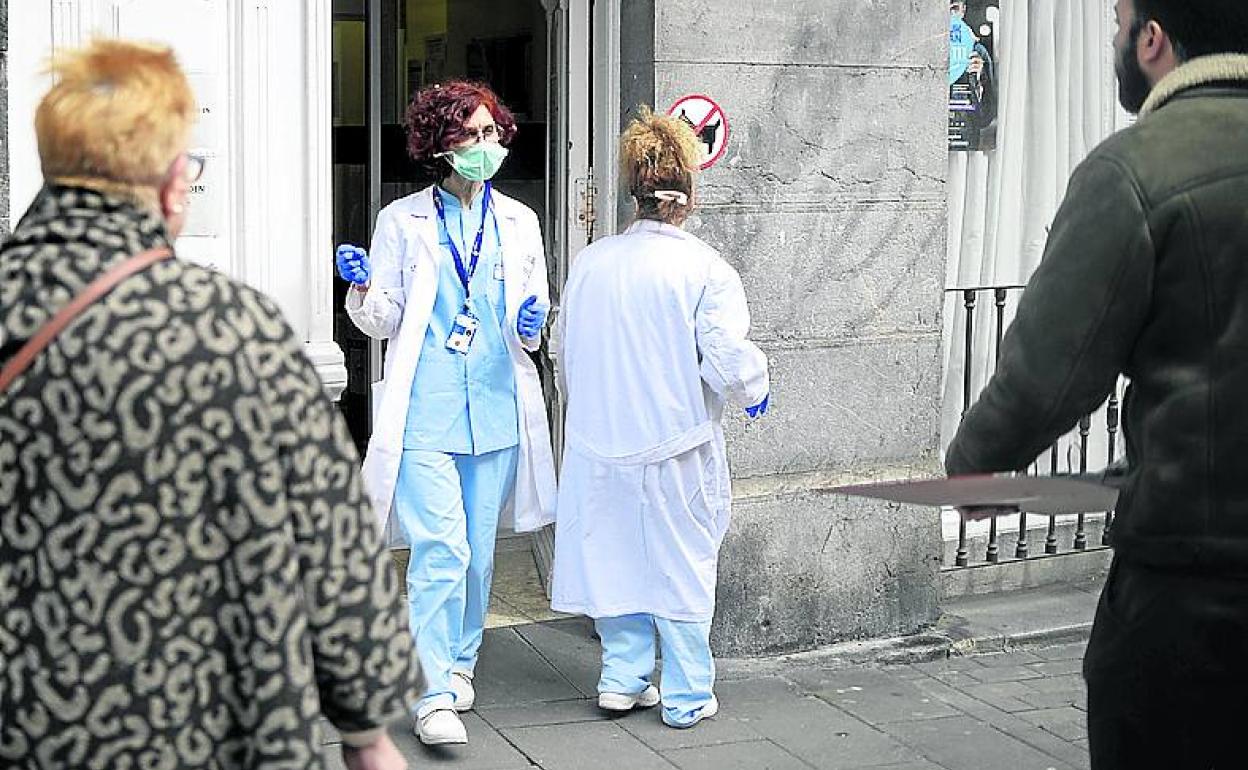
832, 474, 1119, 515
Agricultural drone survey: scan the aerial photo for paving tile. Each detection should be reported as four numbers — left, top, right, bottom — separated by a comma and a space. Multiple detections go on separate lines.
492, 549, 568, 624
717, 676, 804, 704
745, 696, 926, 769
974, 651, 1045, 668
500, 721, 673, 770
881, 715, 1077, 770
514, 617, 603, 698
395, 713, 533, 769
1022, 674, 1086, 696
902, 673, 1089, 770
1024, 658, 1084, 677
477, 697, 608, 729
961, 665, 1046, 684
1018, 707, 1088, 743
808, 668, 963, 725
962, 681, 1038, 713
924, 669, 983, 689
910, 657, 987, 676
889, 666, 932, 681
1030, 643, 1088, 662
665, 739, 810, 770
487, 597, 537, 629
1015, 689, 1086, 712
619, 694, 767, 752
472, 628, 583, 708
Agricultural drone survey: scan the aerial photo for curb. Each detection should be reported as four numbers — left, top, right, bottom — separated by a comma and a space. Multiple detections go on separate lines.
718, 619, 1095, 678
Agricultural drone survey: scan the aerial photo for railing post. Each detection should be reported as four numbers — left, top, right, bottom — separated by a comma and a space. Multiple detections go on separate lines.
955, 289, 978, 567
981, 287, 1007, 563
1015, 511, 1029, 559
1075, 414, 1091, 550
1046, 443, 1059, 554
1103, 388, 1120, 546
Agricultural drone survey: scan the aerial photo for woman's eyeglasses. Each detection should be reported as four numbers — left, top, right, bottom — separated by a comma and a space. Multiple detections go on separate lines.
184, 153, 207, 184
460, 124, 500, 144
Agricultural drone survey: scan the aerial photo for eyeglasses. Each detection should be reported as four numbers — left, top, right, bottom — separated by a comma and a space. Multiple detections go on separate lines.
460, 124, 500, 144
183, 153, 207, 184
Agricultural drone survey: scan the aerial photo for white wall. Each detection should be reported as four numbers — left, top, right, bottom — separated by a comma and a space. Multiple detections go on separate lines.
6, 0, 345, 396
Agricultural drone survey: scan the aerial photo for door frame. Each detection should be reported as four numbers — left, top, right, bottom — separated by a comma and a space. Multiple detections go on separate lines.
531, 0, 615, 595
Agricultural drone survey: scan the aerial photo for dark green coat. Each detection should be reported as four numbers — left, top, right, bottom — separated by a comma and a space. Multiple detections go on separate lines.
946, 55, 1248, 574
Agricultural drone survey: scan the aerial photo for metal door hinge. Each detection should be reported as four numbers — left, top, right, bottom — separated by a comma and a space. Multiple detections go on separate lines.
576, 167, 597, 240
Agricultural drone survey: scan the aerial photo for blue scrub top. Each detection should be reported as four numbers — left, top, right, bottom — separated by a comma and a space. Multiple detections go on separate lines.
403, 185, 519, 454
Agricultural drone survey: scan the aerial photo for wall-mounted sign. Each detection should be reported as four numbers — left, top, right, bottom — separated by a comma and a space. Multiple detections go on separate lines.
667, 94, 730, 170
949, 1, 999, 152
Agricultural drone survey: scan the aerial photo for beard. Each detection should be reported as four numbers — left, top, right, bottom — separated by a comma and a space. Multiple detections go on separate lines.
1115, 23, 1152, 114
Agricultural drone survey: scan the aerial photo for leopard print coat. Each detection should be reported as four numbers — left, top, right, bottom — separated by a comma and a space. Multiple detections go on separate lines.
0, 186, 420, 769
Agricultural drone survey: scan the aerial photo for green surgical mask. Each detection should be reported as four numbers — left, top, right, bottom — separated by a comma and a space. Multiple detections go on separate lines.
439, 142, 509, 182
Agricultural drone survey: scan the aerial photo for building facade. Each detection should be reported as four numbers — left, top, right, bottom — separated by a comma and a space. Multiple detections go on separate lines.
2, 0, 948, 656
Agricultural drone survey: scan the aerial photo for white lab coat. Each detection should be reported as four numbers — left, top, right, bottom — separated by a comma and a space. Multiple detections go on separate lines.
346, 185, 556, 533
550, 219, 769, 622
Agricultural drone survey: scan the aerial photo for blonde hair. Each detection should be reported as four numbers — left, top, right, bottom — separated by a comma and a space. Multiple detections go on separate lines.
620, 106, 702, 225
36, 39, 196, 206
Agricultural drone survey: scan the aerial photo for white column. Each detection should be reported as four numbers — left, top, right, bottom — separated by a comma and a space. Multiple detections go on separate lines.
301, 0, 347, 399
5, 0, 347, 399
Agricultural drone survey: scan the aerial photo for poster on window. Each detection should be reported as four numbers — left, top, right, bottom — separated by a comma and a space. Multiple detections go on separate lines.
949, 1, 999, 151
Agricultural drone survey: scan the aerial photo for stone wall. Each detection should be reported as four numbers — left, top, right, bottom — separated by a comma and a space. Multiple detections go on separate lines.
621, 0, 949, 655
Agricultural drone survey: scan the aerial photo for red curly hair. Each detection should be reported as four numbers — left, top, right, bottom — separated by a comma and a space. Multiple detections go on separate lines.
404, 80, 518, 175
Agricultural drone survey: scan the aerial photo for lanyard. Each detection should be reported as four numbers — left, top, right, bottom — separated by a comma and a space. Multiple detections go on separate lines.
432, 181, 492, 308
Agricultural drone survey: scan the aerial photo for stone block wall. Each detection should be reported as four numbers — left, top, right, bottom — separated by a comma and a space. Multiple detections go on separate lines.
621, 0, 949, 655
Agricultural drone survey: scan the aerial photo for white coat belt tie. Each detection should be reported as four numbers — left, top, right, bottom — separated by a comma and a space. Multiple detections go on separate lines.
564, 421, 715, 467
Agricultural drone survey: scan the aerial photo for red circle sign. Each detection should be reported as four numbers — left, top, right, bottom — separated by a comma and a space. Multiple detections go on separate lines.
668, 94, 730, 170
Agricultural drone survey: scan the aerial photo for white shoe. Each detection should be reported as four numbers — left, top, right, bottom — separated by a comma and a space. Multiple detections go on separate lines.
598, 684, 661, 712
416, 709, 468, 745
450, 671, 475, 712
662, 696, 719, 729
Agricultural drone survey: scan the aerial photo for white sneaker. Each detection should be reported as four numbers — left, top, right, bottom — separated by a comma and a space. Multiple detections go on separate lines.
416, 708, 468, 745
662, 696, 720, 729
597, 684, 661, 712
450, 671, 475, 712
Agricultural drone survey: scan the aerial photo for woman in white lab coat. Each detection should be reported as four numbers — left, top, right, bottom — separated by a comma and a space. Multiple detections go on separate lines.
335, 80, 556, 747
551, 107, 770, 728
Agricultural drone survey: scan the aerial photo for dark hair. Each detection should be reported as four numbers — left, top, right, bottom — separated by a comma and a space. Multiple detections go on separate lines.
404, 80, 518, 176
1132, 0, 1248, 60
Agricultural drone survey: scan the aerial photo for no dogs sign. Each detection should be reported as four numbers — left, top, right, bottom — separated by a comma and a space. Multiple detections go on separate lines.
668, 95, 730, 170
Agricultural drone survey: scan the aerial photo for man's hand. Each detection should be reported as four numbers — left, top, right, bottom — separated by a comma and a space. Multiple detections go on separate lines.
342, 733, 406, 770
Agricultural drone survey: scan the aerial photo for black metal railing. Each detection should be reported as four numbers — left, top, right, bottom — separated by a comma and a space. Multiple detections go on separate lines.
946, 285, 1120, 567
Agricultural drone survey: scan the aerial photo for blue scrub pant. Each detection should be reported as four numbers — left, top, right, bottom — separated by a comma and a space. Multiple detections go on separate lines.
594, 613, 716, 726
394, 447, 518, 712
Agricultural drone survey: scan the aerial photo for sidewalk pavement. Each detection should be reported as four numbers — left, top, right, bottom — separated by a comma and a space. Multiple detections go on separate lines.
324, 576, 1105, 770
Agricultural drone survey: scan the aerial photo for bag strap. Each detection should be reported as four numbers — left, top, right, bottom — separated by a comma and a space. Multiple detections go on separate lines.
0, 246, 174, 395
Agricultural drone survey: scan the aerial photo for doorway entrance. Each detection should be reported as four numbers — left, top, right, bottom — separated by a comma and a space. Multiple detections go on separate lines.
330, 0, 601, 625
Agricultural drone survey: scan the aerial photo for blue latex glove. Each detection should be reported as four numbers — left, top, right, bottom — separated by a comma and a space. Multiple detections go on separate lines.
335, 244, 371, 286
517, 295, 548, 338
745, 393, 770, 419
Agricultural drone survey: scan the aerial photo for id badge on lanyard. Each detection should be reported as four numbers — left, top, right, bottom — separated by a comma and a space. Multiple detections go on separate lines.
446, 312, 480, 354
435, 183, 492, 355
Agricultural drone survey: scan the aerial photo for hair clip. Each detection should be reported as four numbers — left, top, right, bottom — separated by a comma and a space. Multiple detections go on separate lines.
652, 190, 688, 205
